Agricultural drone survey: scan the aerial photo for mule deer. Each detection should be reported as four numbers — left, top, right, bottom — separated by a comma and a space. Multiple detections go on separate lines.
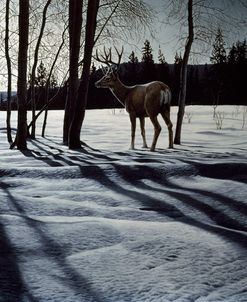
94, 47, 173, 151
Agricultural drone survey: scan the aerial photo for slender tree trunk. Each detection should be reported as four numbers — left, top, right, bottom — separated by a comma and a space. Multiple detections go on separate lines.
42, 25, 67, 137
5, 0, 12, 143
41, 87, 49, 137
68, 0, 100, 149
174, 0, 194, 145
30, 0, 51, 139
63, 0, 83, 145
27, 84, 66, 133
16, 0, 29, 150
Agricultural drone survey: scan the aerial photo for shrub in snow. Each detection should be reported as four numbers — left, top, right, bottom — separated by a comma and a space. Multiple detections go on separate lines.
214, 111, 225, 130
185, 111, 193, 123
242, 106, 247, 129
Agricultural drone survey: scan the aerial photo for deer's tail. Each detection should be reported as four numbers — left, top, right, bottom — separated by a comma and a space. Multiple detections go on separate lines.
160, 88, 171, 110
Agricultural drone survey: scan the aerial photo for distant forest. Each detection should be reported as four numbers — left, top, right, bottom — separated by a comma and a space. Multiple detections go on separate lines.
1, 37, 246, 111
88, 59, 247, 109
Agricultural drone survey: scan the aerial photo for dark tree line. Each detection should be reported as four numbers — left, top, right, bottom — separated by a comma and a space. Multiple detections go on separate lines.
3, 35, 245, 112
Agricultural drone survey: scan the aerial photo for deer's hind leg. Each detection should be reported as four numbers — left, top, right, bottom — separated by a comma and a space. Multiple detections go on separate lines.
139, 117, 148, 148
161, 109, 173, 148
149, 115, 161, 152
145, 94, 162, 151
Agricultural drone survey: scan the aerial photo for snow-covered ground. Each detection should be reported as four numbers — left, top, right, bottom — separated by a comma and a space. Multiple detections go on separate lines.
0, 106, 247, 302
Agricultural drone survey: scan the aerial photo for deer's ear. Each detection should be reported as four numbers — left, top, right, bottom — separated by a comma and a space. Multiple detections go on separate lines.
112, 69, 119, 80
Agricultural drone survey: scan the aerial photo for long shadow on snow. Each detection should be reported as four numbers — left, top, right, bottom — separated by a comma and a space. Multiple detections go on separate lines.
30, 139, 119, 166
112, 164, 247, 228
22, 140, 247, 249
2, 185, 104, 302
80, 164, 247, 248
0, 183, 38, 302
32, 138, 163, 165
184, 159, 247, 184
117, 166, 247, 231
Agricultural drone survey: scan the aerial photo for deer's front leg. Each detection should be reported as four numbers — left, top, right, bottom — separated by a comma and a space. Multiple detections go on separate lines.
129, 114, 136, 150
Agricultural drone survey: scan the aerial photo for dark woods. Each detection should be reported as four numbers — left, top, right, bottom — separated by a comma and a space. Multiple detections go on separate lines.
89, 58, 247, 109
1, 40, 247, 111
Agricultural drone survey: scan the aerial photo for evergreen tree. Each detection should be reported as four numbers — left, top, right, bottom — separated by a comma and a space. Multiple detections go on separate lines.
210, 29, 228, 109
227, 40, 247, 65
36, 61, 47, 87
235, 40, 247, 64
129, 51, 138, 64
228, 44, 237, 64
210, 28, 227, 64
90, 62, 97, 74
158, 46, 166, 64
174, 52, 182, 64
50, 74, 57, 88
141, 40, 154, 64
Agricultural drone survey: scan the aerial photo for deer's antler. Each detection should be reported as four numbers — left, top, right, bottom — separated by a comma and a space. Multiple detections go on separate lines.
93, 46, 123, 70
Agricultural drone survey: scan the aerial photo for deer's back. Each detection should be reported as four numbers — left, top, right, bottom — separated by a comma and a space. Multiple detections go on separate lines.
127, 81, 170, 117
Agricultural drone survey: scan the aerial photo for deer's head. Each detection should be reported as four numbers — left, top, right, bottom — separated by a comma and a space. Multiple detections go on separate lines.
95, 69, 119, 89
93, 46, 123, 89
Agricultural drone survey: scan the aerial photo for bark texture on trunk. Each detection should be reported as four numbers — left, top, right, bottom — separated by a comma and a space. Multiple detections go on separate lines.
68, 0, 100, 149
63, 0, 83, 144
5, 0, 12, 143
16, 0, 29, 150
174, 0, 194, 145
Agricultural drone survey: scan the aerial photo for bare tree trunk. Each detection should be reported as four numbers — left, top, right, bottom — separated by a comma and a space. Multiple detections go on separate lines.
174, 0, 194, 145
5, 0, 12, 144
41, 25, 67, 137
16, 0, 29, 150
28, 84, 66, 133
63, 0, 83, 145
68, 0, 100, 149
41, 87, 50, 137
30, 0, 51, 139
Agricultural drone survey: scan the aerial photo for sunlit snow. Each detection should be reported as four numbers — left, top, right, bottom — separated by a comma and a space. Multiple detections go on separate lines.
0, 106, 247, 302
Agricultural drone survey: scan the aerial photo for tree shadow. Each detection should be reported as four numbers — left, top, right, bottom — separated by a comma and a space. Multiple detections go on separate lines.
0, 221, 27, 302
1, 184, 104, 302
20, 138, 247, 251
78, 163, 247, 249
0, 183, 38, 302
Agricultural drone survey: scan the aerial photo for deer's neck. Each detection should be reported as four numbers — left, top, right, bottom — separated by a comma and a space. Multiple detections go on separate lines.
110, 79, 130, 106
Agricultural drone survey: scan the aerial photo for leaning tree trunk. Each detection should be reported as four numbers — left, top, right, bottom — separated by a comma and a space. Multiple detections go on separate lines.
5, 0, 12, 143
16, 0, 29, 150
68, 0, 100, 149
30, 0, 51, 139
63, 0, 83, 145
174, 0, 194, 145
42, 25, 66, 137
